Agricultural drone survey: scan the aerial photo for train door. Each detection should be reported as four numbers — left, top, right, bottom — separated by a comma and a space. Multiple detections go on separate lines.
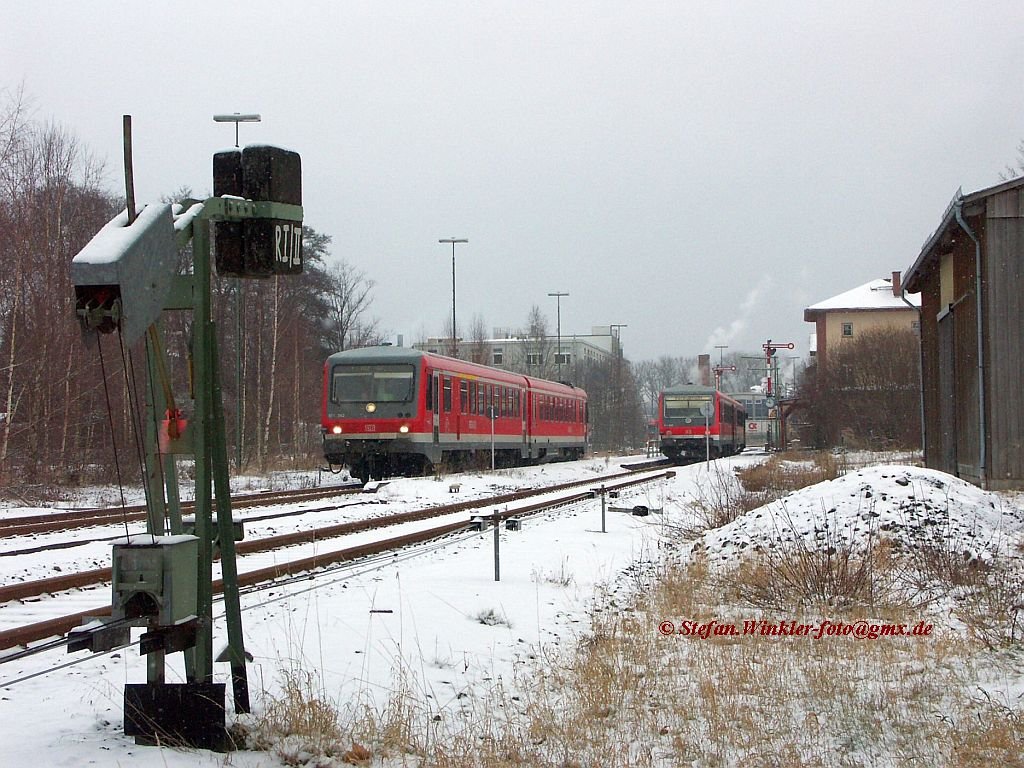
456, 379, 467, 441
520, 387, 528, 459
431, 370, 440, 444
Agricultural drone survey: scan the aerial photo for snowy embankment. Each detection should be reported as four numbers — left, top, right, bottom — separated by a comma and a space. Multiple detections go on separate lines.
691, 464, 1024, 566
1, 455, 1022, 766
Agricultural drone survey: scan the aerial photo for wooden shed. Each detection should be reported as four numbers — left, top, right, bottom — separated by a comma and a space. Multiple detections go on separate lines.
904, 177, 1024, 490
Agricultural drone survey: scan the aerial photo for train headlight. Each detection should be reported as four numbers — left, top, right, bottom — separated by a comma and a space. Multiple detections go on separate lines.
331, 425, 343, 435
399, 425, 410, 434
365, 403, 377, 413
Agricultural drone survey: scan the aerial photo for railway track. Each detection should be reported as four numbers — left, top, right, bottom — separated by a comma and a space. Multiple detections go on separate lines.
0, 482, 363, 537
0, 468, 673, 654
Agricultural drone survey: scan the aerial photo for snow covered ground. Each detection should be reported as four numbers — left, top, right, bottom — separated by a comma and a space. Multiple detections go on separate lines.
0, 452, 1022, 766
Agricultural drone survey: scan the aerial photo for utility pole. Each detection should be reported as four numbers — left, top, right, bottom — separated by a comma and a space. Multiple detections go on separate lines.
548, 292, 569, 380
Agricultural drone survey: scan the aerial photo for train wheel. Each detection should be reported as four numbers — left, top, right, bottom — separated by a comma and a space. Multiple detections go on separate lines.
349, 460, 369, 484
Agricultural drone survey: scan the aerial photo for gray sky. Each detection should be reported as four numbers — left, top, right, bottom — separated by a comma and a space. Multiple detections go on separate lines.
5, 1, 1023, 363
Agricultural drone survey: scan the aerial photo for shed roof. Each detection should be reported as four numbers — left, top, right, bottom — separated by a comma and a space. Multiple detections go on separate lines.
905, 175, 1024, 292
804, 278, 919, 321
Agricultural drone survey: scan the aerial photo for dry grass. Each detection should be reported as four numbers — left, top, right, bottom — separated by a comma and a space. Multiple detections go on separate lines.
683, 451, 841, 535
245, 451, 1023, 766
249, 554, 1023, 767
736, 449, 840, 497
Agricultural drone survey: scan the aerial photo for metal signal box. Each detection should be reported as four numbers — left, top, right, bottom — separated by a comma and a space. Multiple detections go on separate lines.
70, 203, 178, 345
112, 535, 199, 626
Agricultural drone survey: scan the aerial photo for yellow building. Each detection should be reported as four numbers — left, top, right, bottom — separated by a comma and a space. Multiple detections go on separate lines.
803, 272, 920, 370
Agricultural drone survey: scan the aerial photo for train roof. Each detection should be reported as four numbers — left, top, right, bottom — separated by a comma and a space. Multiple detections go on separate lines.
325, 346, 427, 365
523, 375, 587, 398
662, 384, 717, 395
662, 385, 743, 404
325, 347, 585, 398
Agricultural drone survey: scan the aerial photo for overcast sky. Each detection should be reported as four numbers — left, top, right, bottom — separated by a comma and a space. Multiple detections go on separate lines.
4, 1, 1023, 363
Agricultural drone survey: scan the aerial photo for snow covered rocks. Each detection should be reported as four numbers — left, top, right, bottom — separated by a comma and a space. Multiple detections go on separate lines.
688, 465, 1024, 567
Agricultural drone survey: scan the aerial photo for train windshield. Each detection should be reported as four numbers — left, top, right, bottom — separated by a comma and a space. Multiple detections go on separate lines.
331, 364, 415, 404
663, 395, 712, 422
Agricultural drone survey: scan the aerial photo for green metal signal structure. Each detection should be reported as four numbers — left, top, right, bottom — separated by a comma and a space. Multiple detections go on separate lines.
69, 142, 302, 749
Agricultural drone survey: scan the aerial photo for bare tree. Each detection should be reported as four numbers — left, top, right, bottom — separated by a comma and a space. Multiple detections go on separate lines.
795, 327, 921, 450
322, 255, 380, 353
0, 98, 116, 486
525, 304, 554, 378
1001, 138, 1024, 180
468, 313, 489, 364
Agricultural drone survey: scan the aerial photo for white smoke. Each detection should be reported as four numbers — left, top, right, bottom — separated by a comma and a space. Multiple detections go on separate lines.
703, 275, 774, 350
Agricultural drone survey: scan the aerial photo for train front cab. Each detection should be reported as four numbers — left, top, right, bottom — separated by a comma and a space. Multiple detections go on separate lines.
322, 349, 433, 479
658, 387, 745, 462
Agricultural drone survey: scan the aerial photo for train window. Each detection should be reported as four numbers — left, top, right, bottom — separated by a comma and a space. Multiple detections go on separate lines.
460, 380, 469, 414
426, 371, 433, 411
443, 377, 452, 412
331, 364, 415, 404
663, 395, 713, 423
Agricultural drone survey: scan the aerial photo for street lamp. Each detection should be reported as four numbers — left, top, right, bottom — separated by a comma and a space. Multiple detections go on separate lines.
609, 324, 628, 450
213, 112, 262, 147
548, 292, 569, 380
439, 238, 468, 357
214, 112, 261, 470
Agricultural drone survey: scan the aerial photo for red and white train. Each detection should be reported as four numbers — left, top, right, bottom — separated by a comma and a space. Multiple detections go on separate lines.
322, 346, 588, 479
657, 385, 746, 462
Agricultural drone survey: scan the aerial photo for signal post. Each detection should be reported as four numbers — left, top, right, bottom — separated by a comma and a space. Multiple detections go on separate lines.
69, 127, 303, 749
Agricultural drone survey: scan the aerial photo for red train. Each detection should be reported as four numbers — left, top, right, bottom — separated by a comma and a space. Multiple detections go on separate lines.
322, 346, 588, 479
657, 385, 746, 462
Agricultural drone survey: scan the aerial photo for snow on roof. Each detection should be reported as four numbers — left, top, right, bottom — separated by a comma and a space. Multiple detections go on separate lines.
806, 278, 920, 313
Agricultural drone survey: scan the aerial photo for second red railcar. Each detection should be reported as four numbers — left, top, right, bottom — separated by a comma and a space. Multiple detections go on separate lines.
657, 385, 746, 462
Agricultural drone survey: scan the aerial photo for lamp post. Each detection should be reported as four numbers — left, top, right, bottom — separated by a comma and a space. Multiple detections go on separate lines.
214, 112, 261, 470
439, 238, 468, 357
548, 292, 569, 380
609, 324, 628, 450
213, 112, 261, 148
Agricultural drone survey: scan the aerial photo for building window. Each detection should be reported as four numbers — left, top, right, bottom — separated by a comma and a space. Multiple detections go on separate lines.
527, 353, 542, 366
555, 352, 570, 365
911, 320, 920, 333
841, 322, 853, 337
492, 347, 503, 365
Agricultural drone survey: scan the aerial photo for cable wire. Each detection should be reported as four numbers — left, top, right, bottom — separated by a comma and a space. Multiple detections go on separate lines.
95, 335, 132, 541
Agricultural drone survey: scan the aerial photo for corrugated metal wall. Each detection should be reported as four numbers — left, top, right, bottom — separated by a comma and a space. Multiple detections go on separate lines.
984, 188, 1024, 488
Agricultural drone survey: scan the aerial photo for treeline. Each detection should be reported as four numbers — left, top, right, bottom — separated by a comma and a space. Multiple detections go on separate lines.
0, 91, 381, 494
